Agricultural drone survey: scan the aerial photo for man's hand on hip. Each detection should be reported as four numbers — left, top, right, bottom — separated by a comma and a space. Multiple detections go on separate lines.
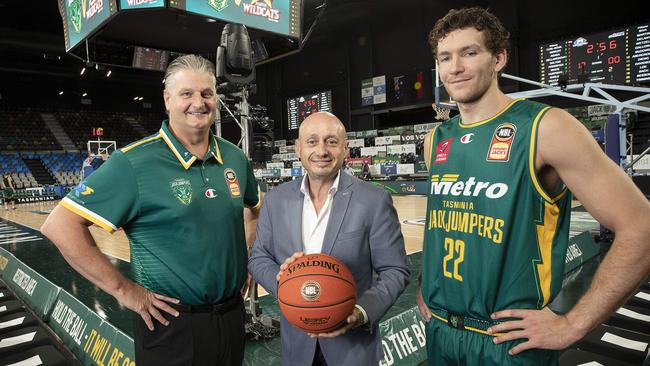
117, 281, 180, 331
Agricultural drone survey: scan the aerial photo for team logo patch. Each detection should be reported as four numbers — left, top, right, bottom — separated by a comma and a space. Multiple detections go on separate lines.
208, 0, 229, 12
224, 168, 241, 198
205, 188, 218, 199
300, 280, 321, 301
170, 178, 192, 205
434, 138, 453, 165
460, 133, 474, 144
74, 181, 94, 197
487, 123, 516, 162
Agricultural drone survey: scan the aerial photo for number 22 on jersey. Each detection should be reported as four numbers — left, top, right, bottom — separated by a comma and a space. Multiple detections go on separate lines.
443, 237, 464, 281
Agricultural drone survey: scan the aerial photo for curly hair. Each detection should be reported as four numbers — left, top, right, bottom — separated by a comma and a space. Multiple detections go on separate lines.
428, 7, 510, 58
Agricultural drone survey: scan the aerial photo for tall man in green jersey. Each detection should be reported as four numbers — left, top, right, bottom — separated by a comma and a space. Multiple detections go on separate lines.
417, 7, 650, 365
42, 54, 262, 365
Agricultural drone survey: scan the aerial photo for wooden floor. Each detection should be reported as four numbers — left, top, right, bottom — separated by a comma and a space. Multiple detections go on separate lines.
0, 195, 428, 263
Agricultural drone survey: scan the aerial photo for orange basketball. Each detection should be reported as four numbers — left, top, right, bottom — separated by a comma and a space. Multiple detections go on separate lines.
278, 253, 356, 333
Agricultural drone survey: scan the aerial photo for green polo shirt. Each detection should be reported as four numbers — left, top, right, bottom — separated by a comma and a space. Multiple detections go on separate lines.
61, 120, 261, 305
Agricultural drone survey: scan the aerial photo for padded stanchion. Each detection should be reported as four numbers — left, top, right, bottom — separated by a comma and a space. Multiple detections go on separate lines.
0, 345, 68, 366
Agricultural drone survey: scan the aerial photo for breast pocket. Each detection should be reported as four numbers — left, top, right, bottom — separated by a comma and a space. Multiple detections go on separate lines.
337, 229, 366, 241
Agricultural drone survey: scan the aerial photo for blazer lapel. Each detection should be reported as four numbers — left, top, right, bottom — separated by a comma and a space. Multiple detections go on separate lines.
321, 173, 353, 255
290, 181, 304, 254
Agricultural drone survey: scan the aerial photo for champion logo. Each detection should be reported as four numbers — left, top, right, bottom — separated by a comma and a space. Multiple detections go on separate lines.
460, 133, 474, 144
205, 189, 218, 198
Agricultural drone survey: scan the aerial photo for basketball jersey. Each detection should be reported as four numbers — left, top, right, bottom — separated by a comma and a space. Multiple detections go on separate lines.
422, 98, 571, 319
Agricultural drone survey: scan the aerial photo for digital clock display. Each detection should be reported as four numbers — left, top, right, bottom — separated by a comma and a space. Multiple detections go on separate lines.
540, 23, 650, 86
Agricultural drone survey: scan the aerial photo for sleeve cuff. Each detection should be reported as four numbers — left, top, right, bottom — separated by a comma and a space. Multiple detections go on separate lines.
60, 197, 117, 233
354, 304, 369, 325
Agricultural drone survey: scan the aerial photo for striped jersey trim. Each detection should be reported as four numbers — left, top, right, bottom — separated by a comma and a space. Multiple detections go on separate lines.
528, 106, 568, 203
428, 124, 440, 167
248, 187, 263, 213
159, 128, 197, 170
458, 98, 524, 128
60, 197, 117, 233
121, 134, 162, 153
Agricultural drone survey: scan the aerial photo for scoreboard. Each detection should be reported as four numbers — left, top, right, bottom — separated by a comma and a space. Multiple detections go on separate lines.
286, 90, 332, 130
540, 23, 650, 86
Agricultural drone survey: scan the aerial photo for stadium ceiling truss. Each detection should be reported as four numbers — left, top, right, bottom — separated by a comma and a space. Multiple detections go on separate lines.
504, 73, 650, 172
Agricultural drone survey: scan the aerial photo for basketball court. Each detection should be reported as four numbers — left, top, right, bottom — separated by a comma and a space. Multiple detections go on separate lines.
1, 196, 612, 365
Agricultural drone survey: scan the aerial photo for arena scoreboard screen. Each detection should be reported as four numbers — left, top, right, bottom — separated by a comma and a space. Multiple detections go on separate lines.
540, 23, 650, 86
58, 0, 118, 52
169, 0, 302, 39
132, 46, 170, 71
119, 0, 165, 10
287, 90, 332, 130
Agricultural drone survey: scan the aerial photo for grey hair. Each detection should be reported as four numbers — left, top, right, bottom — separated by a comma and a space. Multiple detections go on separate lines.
163, 54, 216, 90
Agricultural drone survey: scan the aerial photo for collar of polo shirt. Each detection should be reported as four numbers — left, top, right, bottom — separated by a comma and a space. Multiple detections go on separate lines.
158, 120, 224, 169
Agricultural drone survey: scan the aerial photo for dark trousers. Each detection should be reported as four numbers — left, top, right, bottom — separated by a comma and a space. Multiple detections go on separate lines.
312, 341, 328, 366
133, 297, 245, 366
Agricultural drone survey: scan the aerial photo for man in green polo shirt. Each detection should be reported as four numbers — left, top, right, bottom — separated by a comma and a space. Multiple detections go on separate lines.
42, 54, 261, 366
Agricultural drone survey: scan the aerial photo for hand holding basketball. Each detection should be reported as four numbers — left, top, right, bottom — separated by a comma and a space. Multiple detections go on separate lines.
308, 306, 365, 338
278, 253, 357, 334
276, 251, 304, 282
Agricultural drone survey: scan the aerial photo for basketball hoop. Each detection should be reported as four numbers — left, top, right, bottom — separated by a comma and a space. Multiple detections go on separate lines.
433, 104, 451, 120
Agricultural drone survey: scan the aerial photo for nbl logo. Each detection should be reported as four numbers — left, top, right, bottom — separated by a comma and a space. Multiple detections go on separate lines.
300, 280, 321, 301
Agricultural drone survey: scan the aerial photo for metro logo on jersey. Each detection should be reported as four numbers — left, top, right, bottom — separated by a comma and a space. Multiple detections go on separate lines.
430, 174, 509, 199
487, 123, 516, 162
434, 138, 453, 164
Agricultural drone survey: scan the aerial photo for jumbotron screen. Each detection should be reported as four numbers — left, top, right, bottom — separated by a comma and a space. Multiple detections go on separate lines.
539, 23, 650, 86
169, 0, 302, 39
132, 46, 170, 71
58, 0, 118, 52
119, 0, 165, 10
287, 90, 332, 130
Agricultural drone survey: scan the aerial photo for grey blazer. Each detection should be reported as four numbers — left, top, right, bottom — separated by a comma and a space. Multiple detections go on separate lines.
248, 172, 410, 366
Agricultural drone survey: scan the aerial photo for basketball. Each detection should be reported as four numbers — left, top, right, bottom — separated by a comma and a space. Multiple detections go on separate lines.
278, 253, 356, 333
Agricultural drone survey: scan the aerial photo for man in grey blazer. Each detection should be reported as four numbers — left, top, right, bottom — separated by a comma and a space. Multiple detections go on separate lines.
248, 112, 410, 365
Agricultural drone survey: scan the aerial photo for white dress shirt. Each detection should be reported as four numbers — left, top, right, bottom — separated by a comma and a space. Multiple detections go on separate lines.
300, 172, 340, 254
299, 171, 369, 325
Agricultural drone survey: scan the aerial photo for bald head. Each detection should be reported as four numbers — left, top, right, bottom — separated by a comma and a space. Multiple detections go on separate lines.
299, 112, 347, 140
296, 112, 349, 183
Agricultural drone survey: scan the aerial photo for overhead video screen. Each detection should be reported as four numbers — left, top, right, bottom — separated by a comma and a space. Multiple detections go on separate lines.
540, 23, 650, 86
169, 0, 302, 39
119, 0, 165, 10
58, 0, 118, 52
287, 90, 332, 130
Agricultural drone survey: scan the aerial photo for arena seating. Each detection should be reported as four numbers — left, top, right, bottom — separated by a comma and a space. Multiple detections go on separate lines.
0, 107, 62, 151
55, 110, 144, 149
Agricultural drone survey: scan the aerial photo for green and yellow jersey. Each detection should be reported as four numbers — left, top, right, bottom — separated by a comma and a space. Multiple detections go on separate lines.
422, 99, 571, 320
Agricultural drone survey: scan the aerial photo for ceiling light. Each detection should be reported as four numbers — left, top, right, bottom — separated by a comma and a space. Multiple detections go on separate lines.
106, 70, 112, 77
